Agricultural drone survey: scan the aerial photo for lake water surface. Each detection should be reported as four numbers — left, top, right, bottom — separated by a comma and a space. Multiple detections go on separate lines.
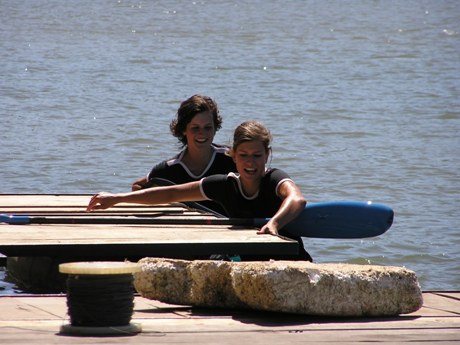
1, 0, 459, 293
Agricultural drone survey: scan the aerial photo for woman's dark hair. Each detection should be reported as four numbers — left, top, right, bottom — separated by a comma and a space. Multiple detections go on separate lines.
170, 95, 222, 146
231, 120, 272, 154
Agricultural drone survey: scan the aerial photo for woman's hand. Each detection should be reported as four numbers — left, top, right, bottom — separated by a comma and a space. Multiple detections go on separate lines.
86, 192, 119, 212
257, 220, 279, 236
256, 180, 306, 237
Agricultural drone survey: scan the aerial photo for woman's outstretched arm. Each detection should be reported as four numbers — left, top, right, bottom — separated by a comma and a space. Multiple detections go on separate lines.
86, 181, 204, 211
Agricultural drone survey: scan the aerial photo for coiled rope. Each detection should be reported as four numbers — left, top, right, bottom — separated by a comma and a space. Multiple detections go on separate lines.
66, 274, 134, 327
59, 261, 142, 336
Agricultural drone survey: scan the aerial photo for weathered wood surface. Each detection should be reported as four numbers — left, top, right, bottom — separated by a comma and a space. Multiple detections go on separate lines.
0, 223, 297, 256
0, 194, 196, 215
0, 194, 183, 208
0, 292, 458, 344
0, 194, 298, 258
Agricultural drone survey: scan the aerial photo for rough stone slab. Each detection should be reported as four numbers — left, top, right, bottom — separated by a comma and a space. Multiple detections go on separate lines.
134, 258, 423, 316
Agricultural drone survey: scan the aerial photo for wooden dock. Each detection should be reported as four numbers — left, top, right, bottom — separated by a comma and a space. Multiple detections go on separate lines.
1, 194, 459, 343
0, 194, 298, 259
0, 194, 300, 293
0, 292, 458, 344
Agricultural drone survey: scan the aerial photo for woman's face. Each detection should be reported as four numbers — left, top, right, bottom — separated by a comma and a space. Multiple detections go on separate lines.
233, 140, 268, 183
183, 111, 216, 150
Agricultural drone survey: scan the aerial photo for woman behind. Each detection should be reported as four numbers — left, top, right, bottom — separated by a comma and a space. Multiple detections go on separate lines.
132, 94, 236, 214
89, 120, 311, 261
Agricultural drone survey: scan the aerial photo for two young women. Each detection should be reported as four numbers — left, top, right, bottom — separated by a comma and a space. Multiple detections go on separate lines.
89, 119, 312, 261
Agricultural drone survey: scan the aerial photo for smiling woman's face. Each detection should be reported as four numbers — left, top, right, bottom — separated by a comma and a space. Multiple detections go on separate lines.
183, 111, 216, 150
233, 140, 268, 183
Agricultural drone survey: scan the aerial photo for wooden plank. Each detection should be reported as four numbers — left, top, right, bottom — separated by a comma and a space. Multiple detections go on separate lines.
0, 296, 65, 320
0, 194, 198, 213
0, 293, 458, 344
0, 193, 223, 220
0, 207, 192, 214
0, 194, 92, 206
0, 194, 171, 207
0, 223, 283, 243
418, 292, 460, 316
0, 223, 298, 257
0, 194, 299, 258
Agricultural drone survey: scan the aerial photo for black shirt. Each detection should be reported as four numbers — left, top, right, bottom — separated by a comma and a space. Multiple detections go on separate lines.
200, 168, 292, 218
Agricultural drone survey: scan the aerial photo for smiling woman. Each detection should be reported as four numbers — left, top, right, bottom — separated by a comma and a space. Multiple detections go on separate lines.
200, 121, 307, 237
131, 94, 236, 214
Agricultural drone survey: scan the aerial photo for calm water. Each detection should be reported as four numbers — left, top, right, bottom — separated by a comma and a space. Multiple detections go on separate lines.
1, 0, 459, 293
